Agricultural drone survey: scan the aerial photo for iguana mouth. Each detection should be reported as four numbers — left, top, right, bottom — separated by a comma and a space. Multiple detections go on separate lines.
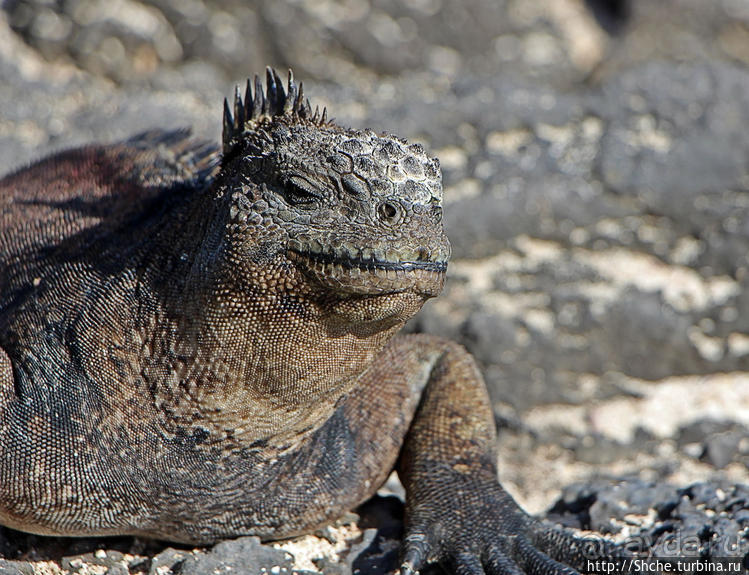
290, 248, 447, 273
287, 246, 447, 297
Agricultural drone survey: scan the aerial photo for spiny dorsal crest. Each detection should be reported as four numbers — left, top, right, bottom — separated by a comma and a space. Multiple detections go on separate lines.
222, 67, 329, 154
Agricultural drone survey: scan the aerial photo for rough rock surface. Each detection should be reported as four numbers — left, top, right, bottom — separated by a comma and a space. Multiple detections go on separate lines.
1, 0, 748, 573
548, 479, 749, 570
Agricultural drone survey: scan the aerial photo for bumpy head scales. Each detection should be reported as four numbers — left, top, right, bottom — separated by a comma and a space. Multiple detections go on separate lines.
222, 67, 328, 154
221, 68, 450, 300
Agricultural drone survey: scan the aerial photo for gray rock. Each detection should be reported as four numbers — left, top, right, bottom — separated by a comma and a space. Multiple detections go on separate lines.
547, 479, 749, 563
61, 549, 130, 573
0, 560, 31, 575
178, 537, 298, 575
677, 420, 749, 469
149, 547, 192, 575
701, 432, 745, 469
377, 59, 749, 407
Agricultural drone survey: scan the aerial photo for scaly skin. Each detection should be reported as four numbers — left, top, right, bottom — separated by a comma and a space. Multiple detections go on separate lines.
0, 69, 623, 573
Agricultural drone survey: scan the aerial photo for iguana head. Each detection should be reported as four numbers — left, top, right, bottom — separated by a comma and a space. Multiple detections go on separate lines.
218, 69, 449, 304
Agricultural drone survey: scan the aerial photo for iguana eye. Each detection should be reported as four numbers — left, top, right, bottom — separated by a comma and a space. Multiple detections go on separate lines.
377, 200, 403, 225
282, 176, 322, 206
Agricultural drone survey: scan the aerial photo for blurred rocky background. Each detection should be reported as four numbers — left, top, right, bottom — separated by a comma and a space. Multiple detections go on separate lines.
1, 0, 749, 573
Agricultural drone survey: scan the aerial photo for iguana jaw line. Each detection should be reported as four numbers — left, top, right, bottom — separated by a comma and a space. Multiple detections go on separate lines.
287, 245, 447, 297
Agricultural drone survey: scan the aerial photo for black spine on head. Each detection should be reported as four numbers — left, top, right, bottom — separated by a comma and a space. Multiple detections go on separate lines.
222, 67, 321, 155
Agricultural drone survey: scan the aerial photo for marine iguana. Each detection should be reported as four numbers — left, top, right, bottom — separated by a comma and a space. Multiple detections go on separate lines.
0, 68, 618, 574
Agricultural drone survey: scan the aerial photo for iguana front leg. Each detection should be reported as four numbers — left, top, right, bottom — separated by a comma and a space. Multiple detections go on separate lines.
367, 335, 603, 575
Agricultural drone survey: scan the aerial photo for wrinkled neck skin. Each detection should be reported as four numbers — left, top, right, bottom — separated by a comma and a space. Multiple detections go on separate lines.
158, 185, 430, 447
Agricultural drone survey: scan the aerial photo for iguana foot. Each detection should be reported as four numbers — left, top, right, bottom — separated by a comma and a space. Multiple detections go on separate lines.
399, 467, 587, 574
392, 341, 632, 575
